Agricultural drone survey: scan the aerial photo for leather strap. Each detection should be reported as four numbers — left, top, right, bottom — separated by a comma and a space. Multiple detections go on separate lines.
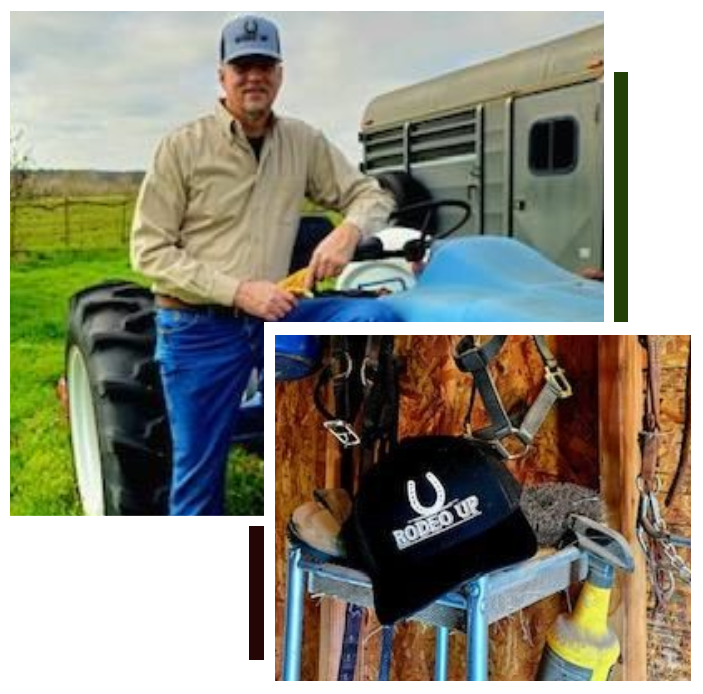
666, 344, 691, 506
316, 336, 398, 680
361, 336, 399, 475
337, 604, 365, 681
640, 335, 662, 488
378, 625, 394, 680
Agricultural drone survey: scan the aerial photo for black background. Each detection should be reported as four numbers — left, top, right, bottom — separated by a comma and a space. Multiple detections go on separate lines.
249, 526, 264, 659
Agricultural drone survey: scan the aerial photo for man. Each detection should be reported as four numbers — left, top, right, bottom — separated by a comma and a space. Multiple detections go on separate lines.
131, 15, 397, 516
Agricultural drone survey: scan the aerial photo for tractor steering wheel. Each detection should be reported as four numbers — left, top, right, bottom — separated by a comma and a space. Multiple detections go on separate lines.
353, 199, 472, 263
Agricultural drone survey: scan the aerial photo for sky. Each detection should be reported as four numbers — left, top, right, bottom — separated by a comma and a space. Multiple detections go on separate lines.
10, 11, 604, 171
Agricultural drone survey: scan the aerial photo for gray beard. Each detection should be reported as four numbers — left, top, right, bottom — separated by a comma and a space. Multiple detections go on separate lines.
243, 107, 266, 122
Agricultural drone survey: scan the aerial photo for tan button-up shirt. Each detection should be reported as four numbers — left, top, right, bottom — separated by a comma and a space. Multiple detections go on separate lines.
131, 101, 394, 306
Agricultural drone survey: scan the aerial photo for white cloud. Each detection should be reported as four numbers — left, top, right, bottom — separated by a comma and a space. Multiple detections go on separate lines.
10, 11, 604, 170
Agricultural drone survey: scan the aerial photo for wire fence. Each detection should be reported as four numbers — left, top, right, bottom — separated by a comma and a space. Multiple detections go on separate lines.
10, 196, 137, 254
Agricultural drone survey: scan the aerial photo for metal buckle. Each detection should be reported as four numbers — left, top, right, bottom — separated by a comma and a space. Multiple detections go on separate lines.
323, 420, 360, 448
331, 351, 353, 382
492, 432, 533, 461
544, 366, 573, 398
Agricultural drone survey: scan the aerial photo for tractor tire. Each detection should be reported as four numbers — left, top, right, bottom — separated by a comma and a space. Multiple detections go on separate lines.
66, 281, 171, 515
374, 171, 437, 232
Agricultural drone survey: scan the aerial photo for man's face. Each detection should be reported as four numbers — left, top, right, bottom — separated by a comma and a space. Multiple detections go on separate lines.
219, 57, 283, 123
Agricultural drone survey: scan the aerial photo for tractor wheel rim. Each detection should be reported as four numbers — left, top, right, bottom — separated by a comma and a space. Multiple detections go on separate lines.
67, 345, 105, 515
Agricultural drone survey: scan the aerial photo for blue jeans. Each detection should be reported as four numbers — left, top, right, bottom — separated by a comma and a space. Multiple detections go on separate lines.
282, 296, 399, 321
156, 310, 264, 515
155, 297, 396, 515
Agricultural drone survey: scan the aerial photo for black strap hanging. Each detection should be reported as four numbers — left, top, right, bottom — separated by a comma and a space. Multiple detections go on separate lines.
360, 336, 400, 474
313, 337, 360, 449
314, 335, 400, 469
313, 335, 401, 681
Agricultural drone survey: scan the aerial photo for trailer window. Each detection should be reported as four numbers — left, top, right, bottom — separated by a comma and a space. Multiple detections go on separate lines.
529, 117, 578, 174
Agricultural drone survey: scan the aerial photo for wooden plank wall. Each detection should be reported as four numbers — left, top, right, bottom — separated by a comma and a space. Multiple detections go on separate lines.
274, 335, 690, 680
645, 336, 691, 681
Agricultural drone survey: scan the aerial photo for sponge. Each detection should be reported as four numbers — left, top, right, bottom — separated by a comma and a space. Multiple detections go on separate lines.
520, 483, 603, 547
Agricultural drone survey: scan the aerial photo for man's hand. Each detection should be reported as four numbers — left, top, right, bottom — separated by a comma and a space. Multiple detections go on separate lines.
304, 222, 361, 290
235, 280, 297, 321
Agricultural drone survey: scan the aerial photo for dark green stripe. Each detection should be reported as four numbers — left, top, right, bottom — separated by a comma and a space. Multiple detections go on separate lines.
614, 73, 627, 321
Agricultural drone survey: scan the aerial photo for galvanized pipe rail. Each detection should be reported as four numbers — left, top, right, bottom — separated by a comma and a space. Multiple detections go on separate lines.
282, 542, 589, 681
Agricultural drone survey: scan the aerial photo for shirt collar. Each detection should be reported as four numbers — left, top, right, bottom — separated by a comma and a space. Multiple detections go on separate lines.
215, 100, 277, 143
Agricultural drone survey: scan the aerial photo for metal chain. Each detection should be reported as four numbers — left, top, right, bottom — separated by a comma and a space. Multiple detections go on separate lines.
641, 533, 691, 611
660, 539, 691, 586
637, 336, 691, 611
637, 486, 691, 610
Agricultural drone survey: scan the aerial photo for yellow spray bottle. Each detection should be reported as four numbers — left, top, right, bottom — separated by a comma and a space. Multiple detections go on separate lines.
537, 515, 635, 681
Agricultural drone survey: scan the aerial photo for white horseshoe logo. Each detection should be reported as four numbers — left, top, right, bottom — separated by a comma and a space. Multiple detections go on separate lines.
407, 472, 446, 517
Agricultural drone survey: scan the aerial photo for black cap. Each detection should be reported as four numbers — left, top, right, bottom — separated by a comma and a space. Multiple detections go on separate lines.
347, 436, 537, 624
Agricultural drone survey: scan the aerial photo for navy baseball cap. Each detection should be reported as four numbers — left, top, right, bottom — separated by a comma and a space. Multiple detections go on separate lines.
221, 15, 282, 63
346, 436, 537, 625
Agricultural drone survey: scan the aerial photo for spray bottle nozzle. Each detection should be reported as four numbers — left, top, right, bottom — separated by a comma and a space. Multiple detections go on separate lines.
569, 515, 635, 574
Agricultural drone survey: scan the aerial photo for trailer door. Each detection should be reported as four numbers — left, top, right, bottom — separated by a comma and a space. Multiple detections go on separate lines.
512, 82, 600, 272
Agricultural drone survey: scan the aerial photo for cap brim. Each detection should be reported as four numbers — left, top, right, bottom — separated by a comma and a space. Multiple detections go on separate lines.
371, 507, 537, 625
224, 49, 282, 63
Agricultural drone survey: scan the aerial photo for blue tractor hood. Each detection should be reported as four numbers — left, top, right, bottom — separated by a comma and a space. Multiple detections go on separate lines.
380, 237, 604, 322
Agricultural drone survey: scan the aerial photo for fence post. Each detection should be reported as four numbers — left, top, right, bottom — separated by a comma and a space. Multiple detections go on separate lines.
64, 197, 70, 248
122, 198, 129, 245
11, 201, 17, 254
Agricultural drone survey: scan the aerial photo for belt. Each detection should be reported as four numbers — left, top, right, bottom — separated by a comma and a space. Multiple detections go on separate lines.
155, 294, 247, 318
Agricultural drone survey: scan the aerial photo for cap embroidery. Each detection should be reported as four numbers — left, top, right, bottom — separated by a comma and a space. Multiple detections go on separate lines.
392, 473, 482, 551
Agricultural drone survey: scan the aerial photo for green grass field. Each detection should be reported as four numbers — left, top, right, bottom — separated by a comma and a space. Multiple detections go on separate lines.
10, 248, 264, 516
